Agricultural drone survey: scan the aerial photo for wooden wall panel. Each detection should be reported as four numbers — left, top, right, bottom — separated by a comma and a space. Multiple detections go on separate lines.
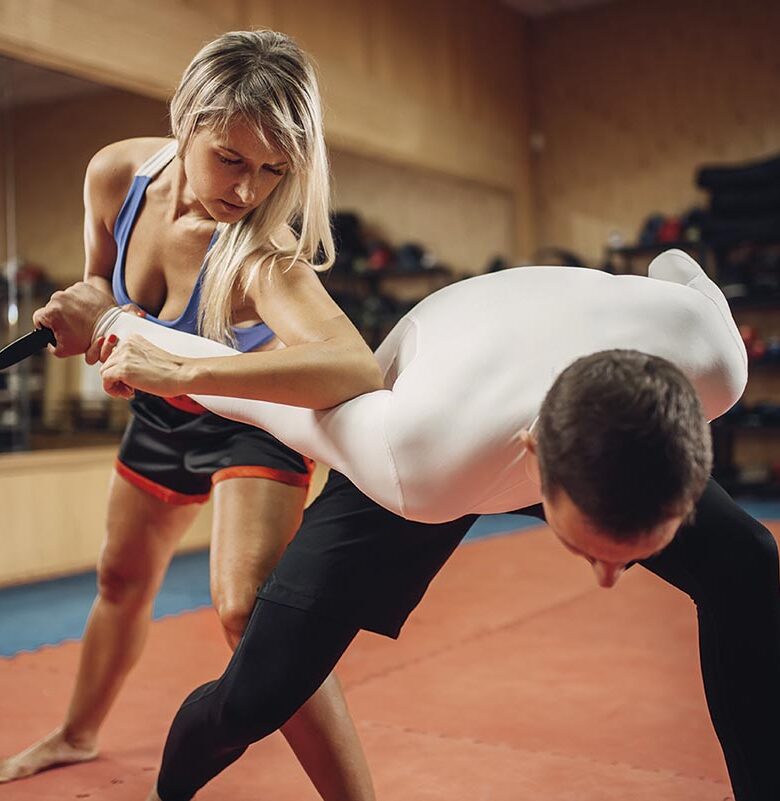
0, 449, 329, 588
273, 0, 370, 81
331, 149, 516, 273
249, 0, 531, 203
14, 89, 169, 284
2, 0, 536, 264
365, 0, 448, 110
0, 447, 212, 586
0, 0, 241, 97
1, 0, 534, 254
529, 0, 780, 261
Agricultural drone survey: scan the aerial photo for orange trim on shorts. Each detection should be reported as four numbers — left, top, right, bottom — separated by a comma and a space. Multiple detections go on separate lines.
163, 395, 208, 415
212, 464, 313, 489
114, 460, 211, 505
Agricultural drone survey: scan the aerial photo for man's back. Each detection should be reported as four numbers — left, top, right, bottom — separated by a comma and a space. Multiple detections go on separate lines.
379, 250, 747, 521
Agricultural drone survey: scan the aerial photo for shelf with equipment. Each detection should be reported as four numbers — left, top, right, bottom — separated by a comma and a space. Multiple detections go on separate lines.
705, 194, 780, 495
603, 240, 709, 274
324, 212, 465, 350
712, 306, 780, 497
0, 264, 56, 453
604, 226, 780, 497
323, 266, 457, 350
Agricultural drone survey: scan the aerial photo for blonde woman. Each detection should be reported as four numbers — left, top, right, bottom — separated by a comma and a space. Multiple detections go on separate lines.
1, 30, 379, 800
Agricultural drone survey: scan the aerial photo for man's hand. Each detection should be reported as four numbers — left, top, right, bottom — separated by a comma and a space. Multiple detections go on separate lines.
32, 282, 117, 358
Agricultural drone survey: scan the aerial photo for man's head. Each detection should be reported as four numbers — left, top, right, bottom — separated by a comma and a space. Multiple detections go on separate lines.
523, 350, 712, 587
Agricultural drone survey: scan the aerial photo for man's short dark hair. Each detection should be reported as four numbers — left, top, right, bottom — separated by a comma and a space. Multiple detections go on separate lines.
535, 350, 712, 539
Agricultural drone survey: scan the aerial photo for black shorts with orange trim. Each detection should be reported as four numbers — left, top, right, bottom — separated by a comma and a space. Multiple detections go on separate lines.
116, 391, 313, 505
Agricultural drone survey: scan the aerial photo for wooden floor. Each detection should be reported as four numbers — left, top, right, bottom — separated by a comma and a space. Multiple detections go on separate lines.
0, 521, 762, 800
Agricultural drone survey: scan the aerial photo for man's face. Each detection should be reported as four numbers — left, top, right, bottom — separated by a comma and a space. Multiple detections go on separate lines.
541, 487, 683, 588
521, 428, 684, 588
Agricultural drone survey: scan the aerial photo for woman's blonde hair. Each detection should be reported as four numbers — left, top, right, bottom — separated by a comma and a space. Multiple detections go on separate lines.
170, 29, 334, 344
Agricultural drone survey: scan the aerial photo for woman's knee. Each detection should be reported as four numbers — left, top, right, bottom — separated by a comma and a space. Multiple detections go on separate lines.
96, 557, 159, 608
96, 521, 173, 608
97, 480, 191, 608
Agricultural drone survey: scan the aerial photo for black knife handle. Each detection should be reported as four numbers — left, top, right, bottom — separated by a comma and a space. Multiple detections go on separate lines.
35, 327, 57, 347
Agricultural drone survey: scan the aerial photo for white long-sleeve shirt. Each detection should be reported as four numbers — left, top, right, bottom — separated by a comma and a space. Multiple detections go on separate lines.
96, 249, 747, 523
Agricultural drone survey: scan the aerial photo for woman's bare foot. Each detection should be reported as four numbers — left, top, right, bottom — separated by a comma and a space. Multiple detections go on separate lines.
0, 728, 98, 782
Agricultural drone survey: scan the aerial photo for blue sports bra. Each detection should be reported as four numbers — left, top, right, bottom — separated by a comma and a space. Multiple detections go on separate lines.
111, 141, 275, 352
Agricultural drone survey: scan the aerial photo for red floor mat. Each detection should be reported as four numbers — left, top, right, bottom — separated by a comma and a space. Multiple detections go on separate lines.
4, 522, 772, 799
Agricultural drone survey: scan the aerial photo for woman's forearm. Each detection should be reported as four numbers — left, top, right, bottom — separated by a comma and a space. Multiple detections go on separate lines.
84, 274, 114, 297
97, 308, 382, 409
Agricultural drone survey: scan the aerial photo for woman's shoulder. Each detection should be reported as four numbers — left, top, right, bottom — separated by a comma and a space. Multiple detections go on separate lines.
251, 227, 311, 281
86, 138, 172, 196
85, 138, 173, 224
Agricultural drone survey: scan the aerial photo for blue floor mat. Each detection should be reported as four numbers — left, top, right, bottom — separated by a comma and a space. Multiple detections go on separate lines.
0, 551, 214, 657
1, 502, 777, 657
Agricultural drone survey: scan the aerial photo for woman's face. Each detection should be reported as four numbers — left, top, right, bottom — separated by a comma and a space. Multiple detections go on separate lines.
183, 120, 289, 222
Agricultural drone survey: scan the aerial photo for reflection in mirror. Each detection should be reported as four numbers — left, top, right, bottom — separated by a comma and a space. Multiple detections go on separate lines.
0, 56, 167, 452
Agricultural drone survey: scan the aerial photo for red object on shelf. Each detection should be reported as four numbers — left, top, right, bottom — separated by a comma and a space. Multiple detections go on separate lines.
658, 217, 682, 243
739, 324, 756, 347
367, 244, 393, 271
748, 338, 767, 362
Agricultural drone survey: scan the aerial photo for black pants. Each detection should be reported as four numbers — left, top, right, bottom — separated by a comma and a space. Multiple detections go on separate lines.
156, 480, 780, 801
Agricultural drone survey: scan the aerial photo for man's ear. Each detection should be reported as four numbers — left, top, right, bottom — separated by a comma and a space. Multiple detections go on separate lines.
519, 428, 536, 454
520, 429, 541, 486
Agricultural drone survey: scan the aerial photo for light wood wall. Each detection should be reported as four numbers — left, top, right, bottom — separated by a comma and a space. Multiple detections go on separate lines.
331, 149, 515, 274
10, 91, 517, 287
528, 0, 780, 262
0, 447, 212, 586
0, 0, 535, 257
0, 450, 329, 588
13, 90, 170, 285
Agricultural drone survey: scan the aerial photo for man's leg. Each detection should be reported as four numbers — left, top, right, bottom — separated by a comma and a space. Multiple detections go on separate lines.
152, 468, 477, 801
154, 599, 360, 801
210, 475, 375, 801
640, 479, 780, 801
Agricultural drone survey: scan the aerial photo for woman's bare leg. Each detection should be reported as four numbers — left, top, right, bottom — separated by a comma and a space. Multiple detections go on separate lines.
0, 472, 200, 782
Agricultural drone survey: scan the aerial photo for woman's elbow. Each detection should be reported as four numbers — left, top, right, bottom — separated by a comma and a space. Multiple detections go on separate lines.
359, 351, 385, 393
308, 347, 383, 410
343, 350, 384, 400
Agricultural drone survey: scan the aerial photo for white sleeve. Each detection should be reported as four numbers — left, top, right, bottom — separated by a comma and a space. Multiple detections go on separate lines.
648, 249, 748, 420
95, 310, 406, 516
